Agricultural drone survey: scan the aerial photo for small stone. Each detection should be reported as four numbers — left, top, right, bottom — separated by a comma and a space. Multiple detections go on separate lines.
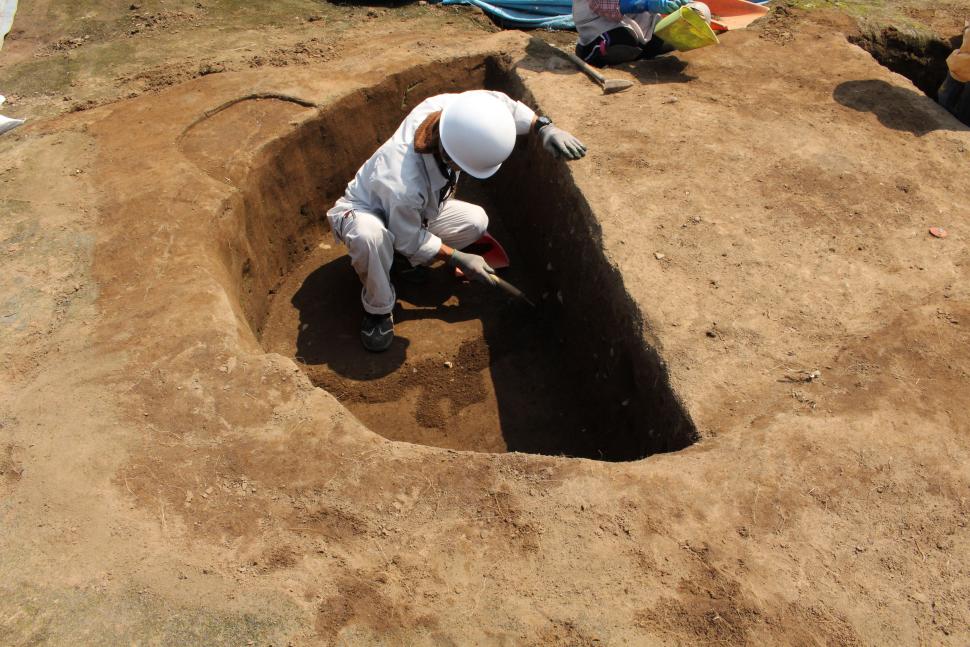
654, 252, 665, 260
198, 62, 225, 76
443, 361, 453, 369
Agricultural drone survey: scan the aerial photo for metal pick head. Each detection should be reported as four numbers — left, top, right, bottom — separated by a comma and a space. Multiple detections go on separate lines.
602, 79, 634, 94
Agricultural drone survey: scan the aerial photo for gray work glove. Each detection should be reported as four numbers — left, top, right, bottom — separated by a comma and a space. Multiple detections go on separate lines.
448, 250, 495, 285
540, 125, 587, 160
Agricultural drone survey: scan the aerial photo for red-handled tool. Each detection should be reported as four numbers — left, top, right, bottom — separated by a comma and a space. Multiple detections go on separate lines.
454, 232, 511, 278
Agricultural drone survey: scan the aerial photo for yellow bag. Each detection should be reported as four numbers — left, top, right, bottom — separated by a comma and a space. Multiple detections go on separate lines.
654, 6, 720, 52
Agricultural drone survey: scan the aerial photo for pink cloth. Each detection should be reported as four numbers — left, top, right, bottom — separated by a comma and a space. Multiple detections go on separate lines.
588, 0, 623, 21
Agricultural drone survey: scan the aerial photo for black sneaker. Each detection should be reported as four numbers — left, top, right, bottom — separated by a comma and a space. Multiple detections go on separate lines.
360, 312, 394, 352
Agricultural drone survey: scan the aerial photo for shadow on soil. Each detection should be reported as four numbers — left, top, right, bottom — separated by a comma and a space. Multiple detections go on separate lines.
518, 37, 695, 87
615, 55, 694, 85
291, 256, 410, 381
290, 249, 614, 457
833, 79, 969, 135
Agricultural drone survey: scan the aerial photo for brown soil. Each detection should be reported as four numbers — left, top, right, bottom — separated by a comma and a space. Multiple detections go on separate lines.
2, 2, 970, 646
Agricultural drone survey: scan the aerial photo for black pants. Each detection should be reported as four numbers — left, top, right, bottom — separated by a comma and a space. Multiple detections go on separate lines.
938, 73, 970, 126
576, 27, 676, 67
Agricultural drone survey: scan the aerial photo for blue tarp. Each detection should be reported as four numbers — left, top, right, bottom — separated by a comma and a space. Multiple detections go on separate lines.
440, 0, 574, 29
439, 0, 771, 30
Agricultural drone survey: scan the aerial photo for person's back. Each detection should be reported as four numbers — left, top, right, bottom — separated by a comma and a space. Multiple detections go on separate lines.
571, 0, 709, 67
572, 0, 661, 55
939, 20, 970, 125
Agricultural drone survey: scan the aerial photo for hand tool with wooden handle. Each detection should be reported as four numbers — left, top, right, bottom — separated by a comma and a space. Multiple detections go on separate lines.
558, 48, 634, 95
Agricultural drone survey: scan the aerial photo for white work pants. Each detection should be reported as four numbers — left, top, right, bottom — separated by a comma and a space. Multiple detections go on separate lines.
331, 200, 488, 315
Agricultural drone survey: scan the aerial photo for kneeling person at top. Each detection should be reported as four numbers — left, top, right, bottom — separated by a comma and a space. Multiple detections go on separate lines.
573, 0, 711, 67
326, 90, 587, 352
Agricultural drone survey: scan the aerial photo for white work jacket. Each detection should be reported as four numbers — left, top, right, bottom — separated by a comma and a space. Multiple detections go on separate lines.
328, 91, 536, 266
572, 0, 660, 47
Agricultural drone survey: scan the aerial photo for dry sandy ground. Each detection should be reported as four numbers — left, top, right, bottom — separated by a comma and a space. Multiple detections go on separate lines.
1, 1, 970, 645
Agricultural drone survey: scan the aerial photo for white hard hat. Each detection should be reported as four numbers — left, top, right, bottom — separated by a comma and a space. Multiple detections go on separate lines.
439, 91, 516, 179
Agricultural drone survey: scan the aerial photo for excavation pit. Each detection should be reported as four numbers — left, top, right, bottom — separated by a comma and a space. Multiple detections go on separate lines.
223, 54, 697, 461
849, 27, 963, 100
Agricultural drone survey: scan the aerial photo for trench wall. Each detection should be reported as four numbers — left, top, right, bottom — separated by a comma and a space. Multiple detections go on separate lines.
483, 61, 698, 458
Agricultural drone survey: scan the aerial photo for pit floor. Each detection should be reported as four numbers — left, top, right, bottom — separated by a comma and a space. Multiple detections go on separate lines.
262, 181, 609, 457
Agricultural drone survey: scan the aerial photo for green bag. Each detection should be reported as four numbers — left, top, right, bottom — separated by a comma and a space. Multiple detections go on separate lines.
654, 6, 719, 52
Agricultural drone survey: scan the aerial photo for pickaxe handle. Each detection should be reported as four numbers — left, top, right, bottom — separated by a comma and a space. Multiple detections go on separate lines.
562, 50, 608, 89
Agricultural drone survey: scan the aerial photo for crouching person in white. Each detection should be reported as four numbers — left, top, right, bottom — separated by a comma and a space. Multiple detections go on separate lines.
327, 90, 586, 352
